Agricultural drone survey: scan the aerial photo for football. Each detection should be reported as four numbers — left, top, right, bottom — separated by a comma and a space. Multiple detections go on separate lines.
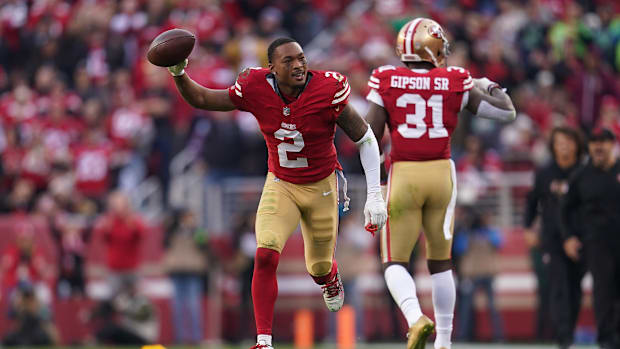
147, 28, 196, 67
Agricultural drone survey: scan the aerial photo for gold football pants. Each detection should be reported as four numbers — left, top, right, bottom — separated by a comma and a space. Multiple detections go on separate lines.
381, 159, 457, 263
255, 172, 339, 276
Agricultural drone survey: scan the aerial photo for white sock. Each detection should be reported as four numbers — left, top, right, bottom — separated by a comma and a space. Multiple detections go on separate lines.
257, 334, 272, 346
431, 270, 455, 349
384, 264, 423, 327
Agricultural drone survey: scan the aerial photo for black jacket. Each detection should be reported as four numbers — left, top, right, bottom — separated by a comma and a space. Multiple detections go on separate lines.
525, 161, 579, 252
561, 159, 620, 242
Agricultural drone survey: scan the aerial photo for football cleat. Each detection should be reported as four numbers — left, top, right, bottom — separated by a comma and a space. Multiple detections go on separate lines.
395, 18, 450, 68
321, 269, 345, 312
406, 315, 435, 349
250, 342, 273, 349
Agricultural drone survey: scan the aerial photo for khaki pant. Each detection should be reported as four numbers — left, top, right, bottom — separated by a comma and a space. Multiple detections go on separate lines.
255, 172, 339, 276
381, 159, 457, 263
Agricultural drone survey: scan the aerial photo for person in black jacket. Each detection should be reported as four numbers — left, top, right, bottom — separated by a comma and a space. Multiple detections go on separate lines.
525, 126, 586, 349
561, 127, 620, 349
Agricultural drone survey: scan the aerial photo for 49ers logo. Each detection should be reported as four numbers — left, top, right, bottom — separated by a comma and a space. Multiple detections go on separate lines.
428, 25, 445, 39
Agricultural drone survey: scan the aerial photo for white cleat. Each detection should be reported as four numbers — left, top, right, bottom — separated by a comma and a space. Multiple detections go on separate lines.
251, 340, 274, 349
321, 269, 345, 312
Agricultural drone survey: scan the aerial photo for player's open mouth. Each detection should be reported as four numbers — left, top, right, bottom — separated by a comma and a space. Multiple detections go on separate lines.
292, 70, 305, 81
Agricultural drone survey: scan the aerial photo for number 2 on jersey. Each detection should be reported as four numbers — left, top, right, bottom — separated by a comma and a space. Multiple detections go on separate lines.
274, 128, 308, 168
396, 93, 448, 139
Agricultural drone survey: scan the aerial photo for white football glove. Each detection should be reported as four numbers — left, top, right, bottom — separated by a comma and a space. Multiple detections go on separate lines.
168, 59, 188, 77
473, 77, 501, 94
364, 191, 387, 236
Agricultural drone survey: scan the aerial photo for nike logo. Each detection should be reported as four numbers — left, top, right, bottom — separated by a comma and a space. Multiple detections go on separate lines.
322, 190, 332, 196
335, 106, 340, 112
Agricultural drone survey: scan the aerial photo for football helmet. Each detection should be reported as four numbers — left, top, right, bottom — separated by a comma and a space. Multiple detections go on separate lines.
396, 18, 450, 67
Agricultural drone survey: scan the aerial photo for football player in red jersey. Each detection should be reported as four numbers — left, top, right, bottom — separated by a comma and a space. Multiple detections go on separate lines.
365, 18, 516, 349
165, 37, 387, 349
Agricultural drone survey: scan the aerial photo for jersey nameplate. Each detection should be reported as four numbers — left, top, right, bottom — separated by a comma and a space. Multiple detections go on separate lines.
390, 76, 450, 91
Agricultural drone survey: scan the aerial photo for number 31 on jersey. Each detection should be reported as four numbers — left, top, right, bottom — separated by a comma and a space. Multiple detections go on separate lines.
397, 93, 448, 139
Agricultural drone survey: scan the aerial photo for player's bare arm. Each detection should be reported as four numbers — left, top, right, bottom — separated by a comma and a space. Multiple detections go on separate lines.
336, 104, 387, 233
336, 104, 370, 142
168, 59, 236, 111
465, 78, 516, 122
365, 102, 389, 184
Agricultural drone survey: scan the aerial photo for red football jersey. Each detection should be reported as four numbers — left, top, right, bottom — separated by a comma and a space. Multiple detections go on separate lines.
40, 117, 84, 157
72, 142, 115, 197
106, 106, 151, 150
366, 65, 473, 161
228, 68, 349, 184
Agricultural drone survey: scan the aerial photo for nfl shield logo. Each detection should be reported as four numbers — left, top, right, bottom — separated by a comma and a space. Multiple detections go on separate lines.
283, 106, 290, 116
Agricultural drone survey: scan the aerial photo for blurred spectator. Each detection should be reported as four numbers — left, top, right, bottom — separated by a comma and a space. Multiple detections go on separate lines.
228, 212, 257, 342
91, 277, 158, 345
454, 208, 504, 342
257, 7, 289, 40
141, 64, 176, 199
564, 47, 619, 130
34, 194, 87, 299
1, 178, 36, 212
202, 111, 245, 181
72, 127, 117, 206
106, 83, 153, 191
162, 208, 208, 345
55, 219, 88, 299
92, 191, 147, 296
524, 127, 586, 349
0, 223, 53, 297
561, 128, 620, 349
456, 135, 502, 205
2, 281, 58, 346
596, 95, 620, 139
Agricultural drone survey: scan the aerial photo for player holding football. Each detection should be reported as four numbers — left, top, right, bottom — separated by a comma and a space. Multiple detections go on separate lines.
365, 18, 516, 349
165, 37, 387, 349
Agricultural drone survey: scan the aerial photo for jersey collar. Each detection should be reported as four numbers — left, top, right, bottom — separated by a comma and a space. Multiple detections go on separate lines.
266, 71, 313, 104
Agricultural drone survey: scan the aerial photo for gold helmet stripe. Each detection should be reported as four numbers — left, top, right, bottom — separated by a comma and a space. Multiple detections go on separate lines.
405, 18, 423, 55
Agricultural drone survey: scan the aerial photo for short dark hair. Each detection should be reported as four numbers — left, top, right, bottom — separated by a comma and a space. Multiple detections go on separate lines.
549, 126, 584, 161
267, 37, 298, 63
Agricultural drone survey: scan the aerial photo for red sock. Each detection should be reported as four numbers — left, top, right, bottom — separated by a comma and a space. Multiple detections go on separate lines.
311, 259, 338, 285
252, 247, 280, 335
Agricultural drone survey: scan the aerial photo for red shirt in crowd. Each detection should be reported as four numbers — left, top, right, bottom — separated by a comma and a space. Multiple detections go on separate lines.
106, 106, 149, 150
40, 117, 84, 158
72, 142, 115, 197
93, 214, 147, 271
1, 245, 46, 289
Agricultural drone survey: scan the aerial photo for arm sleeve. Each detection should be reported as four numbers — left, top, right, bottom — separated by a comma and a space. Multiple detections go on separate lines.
524, 169, 542, 228
355, 125, 381, 195
330, 74, 350, 118
366, 68, 384, 107
447, 66, 473, 112
228, 69, 255, 112
448, 66, 474, 92
560, 172, 582, 240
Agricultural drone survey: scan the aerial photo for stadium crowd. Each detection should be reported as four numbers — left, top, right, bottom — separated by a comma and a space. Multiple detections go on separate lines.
1, 0, 620, 346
